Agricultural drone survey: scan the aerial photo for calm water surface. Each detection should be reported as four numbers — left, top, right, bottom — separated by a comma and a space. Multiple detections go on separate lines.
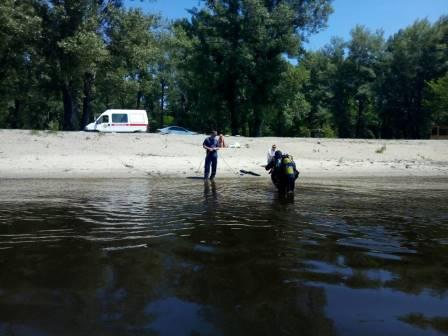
0, 178, 447, 336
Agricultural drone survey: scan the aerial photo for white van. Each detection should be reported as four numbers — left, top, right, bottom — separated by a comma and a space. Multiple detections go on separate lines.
84, 109, 148, 133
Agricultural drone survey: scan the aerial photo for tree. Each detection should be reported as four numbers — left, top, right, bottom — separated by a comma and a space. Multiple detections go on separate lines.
0, 0, 41, 128
380, 19, 447, 138
322, 37, 353, 138
267, 63, 310, 136
425, 74, 448, 125
301, 51, 333, 136
39, 0, 124, 130
95, 8, 161, 124
346, 26, 384, 138
2, 0, 447, 140
58, 17, 108, 128
176, 0, 332, 136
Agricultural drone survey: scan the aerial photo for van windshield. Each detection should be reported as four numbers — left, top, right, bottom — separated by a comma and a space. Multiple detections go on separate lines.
96, 115, 109, 124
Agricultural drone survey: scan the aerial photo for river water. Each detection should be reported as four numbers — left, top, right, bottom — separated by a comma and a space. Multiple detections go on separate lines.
0, 178, 447, 336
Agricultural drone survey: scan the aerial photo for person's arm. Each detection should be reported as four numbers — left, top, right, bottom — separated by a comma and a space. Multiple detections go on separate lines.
203, 139, 210, 151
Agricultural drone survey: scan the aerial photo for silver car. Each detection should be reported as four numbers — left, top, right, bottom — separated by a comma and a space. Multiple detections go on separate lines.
157, 126, 198, 135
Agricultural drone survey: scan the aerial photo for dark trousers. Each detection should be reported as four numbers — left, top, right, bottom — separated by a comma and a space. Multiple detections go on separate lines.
204, 154, 217, 179
287, 176, 295, 192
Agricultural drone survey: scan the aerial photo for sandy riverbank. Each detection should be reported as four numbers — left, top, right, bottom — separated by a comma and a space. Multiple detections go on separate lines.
0, 129, 447, 179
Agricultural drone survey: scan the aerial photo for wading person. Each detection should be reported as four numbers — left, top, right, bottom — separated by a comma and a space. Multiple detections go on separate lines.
266, 150, 283, 187
203, 131, 219, 180
282, 153, 298, 193
265, 151, 299, 194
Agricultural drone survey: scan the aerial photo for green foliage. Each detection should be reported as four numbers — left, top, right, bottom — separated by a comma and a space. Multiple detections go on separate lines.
321, 124, 336, 138
0, 1, 447, 139
297, 126, 311, 137
424, 74, 448, 125
175, 0, 332, 136
0, 0, 42, 129
379, 18, 448, 138
163, 115, 174, 126
47, 120, 60, 132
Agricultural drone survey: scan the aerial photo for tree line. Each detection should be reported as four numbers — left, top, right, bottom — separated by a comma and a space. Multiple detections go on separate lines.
0, 0, 447, 138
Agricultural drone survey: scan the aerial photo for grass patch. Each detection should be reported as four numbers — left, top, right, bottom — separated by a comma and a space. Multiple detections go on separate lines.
30, 129, 41, 136
375, 145, 386, 154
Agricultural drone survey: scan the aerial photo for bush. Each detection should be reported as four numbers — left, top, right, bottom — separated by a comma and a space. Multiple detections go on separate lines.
47, 120, 59, 132
321, 124, 336, 138
297, 126, 311, 137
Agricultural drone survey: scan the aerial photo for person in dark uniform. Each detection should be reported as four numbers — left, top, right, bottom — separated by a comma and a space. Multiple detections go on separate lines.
203, 131, 219, 180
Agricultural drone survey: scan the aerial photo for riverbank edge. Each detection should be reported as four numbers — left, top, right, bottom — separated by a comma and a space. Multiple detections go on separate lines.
0, 129, 447, 179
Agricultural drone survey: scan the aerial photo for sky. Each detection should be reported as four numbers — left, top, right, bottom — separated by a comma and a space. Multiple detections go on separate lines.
127, 0, 448, 50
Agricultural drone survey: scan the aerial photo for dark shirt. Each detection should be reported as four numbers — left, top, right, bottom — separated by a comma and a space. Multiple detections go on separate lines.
203, 136, 218, 157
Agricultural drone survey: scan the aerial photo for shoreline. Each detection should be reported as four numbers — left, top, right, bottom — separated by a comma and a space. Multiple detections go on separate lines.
0, 129, 447, 179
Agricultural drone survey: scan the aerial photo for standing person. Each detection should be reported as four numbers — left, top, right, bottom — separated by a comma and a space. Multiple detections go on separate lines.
218, 133, 226, 148
203, 131, 219, 180
267, 144, 277, 164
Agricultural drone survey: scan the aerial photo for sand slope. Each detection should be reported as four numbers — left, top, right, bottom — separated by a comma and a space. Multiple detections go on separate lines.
0, 129, 447, 179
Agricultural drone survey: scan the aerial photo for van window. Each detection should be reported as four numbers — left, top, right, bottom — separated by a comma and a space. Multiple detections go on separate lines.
112, 114, 128, 123
97, 115, 109, 124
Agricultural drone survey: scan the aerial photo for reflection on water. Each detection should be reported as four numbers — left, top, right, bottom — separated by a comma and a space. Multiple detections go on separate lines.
0, 178, 447, 336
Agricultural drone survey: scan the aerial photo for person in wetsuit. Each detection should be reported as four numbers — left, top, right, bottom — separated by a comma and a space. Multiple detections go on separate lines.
265, 150, 283, 188
265, 150, 299, 193
282, 154, 298, 192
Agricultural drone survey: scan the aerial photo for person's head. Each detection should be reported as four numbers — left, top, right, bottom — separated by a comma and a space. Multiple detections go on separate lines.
210, 131, 217, 138
271, 144, 277, 151
274, 150, 282, 159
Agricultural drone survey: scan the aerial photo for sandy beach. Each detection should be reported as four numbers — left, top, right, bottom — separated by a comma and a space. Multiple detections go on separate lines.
0, 129, 447, 179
